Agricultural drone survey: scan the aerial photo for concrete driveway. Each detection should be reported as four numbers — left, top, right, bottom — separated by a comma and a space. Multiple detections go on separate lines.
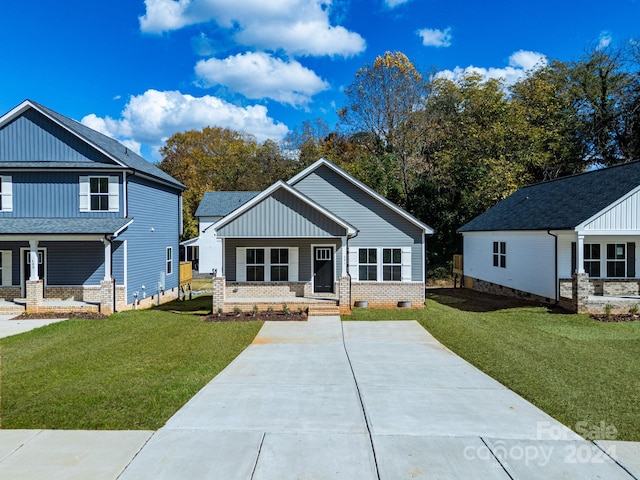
0, 315, 67, 339
117, 317, 638, 480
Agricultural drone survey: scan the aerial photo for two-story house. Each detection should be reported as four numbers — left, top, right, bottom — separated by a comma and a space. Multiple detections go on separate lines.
0, 100, 185, 314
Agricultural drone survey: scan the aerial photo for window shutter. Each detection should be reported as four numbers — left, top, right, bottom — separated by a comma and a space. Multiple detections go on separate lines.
348, 247, 358, 281
1, 251, 12, 286
108, 176, 119, 212
571, 242, 576, 275
236, 247, 246, 282
1, 176, 12, 212
627, 242, 635, 278
289, 247, 298, 282
79, 176, 89, 212
402, 246, 412, 282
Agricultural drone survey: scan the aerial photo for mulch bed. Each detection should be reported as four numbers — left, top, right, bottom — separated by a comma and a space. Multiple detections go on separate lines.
203, 312, 307, 322
14, 311, 107, 320
590, 313, 640, 323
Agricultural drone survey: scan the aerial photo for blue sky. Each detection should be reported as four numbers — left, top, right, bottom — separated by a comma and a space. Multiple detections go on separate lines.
2, 0, 639, 160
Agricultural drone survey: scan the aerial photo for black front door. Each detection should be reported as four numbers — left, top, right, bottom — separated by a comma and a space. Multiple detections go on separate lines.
313, 247, 334, 293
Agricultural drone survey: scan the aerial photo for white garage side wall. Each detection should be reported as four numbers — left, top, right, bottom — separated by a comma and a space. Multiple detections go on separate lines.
463, 231, 557, 299
198, 217, 223, 275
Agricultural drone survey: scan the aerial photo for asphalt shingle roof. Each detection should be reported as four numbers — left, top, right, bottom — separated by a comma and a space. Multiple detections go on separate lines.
195, 191, 260, 217
30, 101, 185, 190
458, 161, 640, 232
0, 218, 133, 235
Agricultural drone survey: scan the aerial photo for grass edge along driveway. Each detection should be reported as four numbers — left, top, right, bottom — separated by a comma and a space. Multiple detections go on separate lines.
0, 310, 262, 430
344, 293, 640, 442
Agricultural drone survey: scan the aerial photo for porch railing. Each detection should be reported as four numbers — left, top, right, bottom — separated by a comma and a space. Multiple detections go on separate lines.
179, 261, 193, 300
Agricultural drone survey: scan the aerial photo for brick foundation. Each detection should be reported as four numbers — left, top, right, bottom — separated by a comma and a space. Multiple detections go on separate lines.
25, 280, 43, 311
468, 277, 554, 305
0, 287, 22, 300
226, 282, 307, 298
338, 276, 350, 314
350, 282, 425, 308
212, 276, 226, 313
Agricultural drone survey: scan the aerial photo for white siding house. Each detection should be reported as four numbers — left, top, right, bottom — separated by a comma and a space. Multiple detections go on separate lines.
459, 161, 640, 313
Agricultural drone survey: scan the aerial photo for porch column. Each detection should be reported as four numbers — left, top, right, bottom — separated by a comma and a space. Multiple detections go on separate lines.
103, 238, 112, 281
341, 237, 347, 277
212, 276, 226, 312
29, 239, 39, 281
576, 234, 585, 274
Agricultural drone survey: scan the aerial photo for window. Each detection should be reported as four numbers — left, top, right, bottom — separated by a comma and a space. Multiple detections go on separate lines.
383, 248, 402, 281
246, 248, 265, 281
358, 248, 377, 281
270, 248, 289, 282
0, 176, 12, 212
90, 177, 109, 211
493, 242, 506, 268
607, 244, 626, 277
584, 244, 601, 277
166, 247, 173, 275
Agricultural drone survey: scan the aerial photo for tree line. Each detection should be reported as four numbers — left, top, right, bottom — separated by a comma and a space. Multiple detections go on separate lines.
159, 42, 640, 273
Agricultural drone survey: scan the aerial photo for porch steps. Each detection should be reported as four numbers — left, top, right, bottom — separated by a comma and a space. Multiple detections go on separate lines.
223, 297, 340, 316
0, 303, 25, 316
307, 304, 341, 316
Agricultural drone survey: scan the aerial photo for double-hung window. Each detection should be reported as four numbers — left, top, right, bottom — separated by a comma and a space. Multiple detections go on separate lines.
0, 176, 12, 212
270, 248, 289, 281
166, 247, 173, 275
90, 177, 109, 211
358, 248, 377, 281
383, 248, 402, 281
246, 248, 265, 281
493, 242, 506, 268
606, 244, 626, 277
584, 244, 601, 277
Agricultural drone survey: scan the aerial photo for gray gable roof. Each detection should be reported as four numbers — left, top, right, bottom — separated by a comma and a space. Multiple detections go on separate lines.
27, 101, 185, 190
0, 218, 132, 235
195, 191, 260, 217
458, 161, 640, 232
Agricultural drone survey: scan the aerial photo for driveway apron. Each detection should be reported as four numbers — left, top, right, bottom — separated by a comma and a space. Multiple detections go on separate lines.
120, 318, 637, 480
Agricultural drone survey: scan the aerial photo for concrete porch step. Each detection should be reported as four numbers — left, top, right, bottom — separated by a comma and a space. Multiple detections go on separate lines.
307, 305, 341, 316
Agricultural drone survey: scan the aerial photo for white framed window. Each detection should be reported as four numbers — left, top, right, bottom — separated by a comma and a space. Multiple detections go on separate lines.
584, 244, 601, 277
383, 248, 402, 281
493, 242, 506, 268
79, 175, 119, 212
606, 243, 626, 277
247, 248, 265, 281
0, 176, 13, 212
358, 248, 377, 281
270, 248, 289, 282
236, 247, 298, 282
0, 251, 12, 286
315, 247, 332, 261
166, 247, 173, 275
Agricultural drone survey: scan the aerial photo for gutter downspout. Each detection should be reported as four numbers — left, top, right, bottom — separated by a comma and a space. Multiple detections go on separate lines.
547, 230, 558, 304
345, 230, 359, 308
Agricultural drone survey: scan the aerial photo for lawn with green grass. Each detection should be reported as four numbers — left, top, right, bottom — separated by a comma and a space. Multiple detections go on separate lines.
0, 309, 261, 430
345, 294, 640, 441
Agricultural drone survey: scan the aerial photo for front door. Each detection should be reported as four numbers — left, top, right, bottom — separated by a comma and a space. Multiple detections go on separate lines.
23, 249, 45, 293
313, 247, 334, 293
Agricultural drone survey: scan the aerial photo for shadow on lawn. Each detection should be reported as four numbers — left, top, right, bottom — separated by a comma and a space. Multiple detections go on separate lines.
428, 287, 564, 313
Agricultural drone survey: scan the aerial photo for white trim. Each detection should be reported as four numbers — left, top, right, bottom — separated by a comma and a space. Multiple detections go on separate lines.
122, 240, 128, 292
1, 175, 13, 212
213, 181, 356, 236
1, 250, 12, 286
112, 219, 134, 238
311, 244, 336, 293
288, 158, 434, 234
0, 234, 106, 241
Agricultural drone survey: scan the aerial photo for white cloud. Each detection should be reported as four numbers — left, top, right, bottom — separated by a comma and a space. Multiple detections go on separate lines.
139, 0, 366, 57
195, 52, 330, 106
81, 89, 289, 155
417, 27, 452, 48
437, 50, 548, 86
597, 30, 612, 50
384, 0, 411, 7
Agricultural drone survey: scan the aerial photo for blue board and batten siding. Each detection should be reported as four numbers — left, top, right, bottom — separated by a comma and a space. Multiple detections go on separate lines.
119, 176, 181, 303
293, 165, 425, 282
0, 110, 113, 164
216, 188, 348, 238
0, 172, 123, 218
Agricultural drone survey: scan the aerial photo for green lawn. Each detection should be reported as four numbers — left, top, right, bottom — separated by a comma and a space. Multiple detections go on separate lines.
0, 309, 261, 430
345, 294, 640, 441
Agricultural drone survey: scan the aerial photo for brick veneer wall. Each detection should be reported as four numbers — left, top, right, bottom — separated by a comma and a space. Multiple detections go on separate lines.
0, 287, 22, 300
350, 282, 425, 308
468, 277, 553, 304
226, 282, 307, 298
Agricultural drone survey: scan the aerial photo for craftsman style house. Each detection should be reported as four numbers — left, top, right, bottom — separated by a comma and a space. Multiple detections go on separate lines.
200, 159, 433, 312
459, 161, 640, 313
0, 100, 185, 313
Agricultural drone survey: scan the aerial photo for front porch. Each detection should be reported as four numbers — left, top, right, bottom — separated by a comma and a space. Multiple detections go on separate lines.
0, 298, 101, 316
559, 275, 640, 313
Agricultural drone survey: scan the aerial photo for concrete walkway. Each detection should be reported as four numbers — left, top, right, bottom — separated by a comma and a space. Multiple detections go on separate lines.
0, 314, 67, 339
1, 317, 638, 479
118, 317, 638, 479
